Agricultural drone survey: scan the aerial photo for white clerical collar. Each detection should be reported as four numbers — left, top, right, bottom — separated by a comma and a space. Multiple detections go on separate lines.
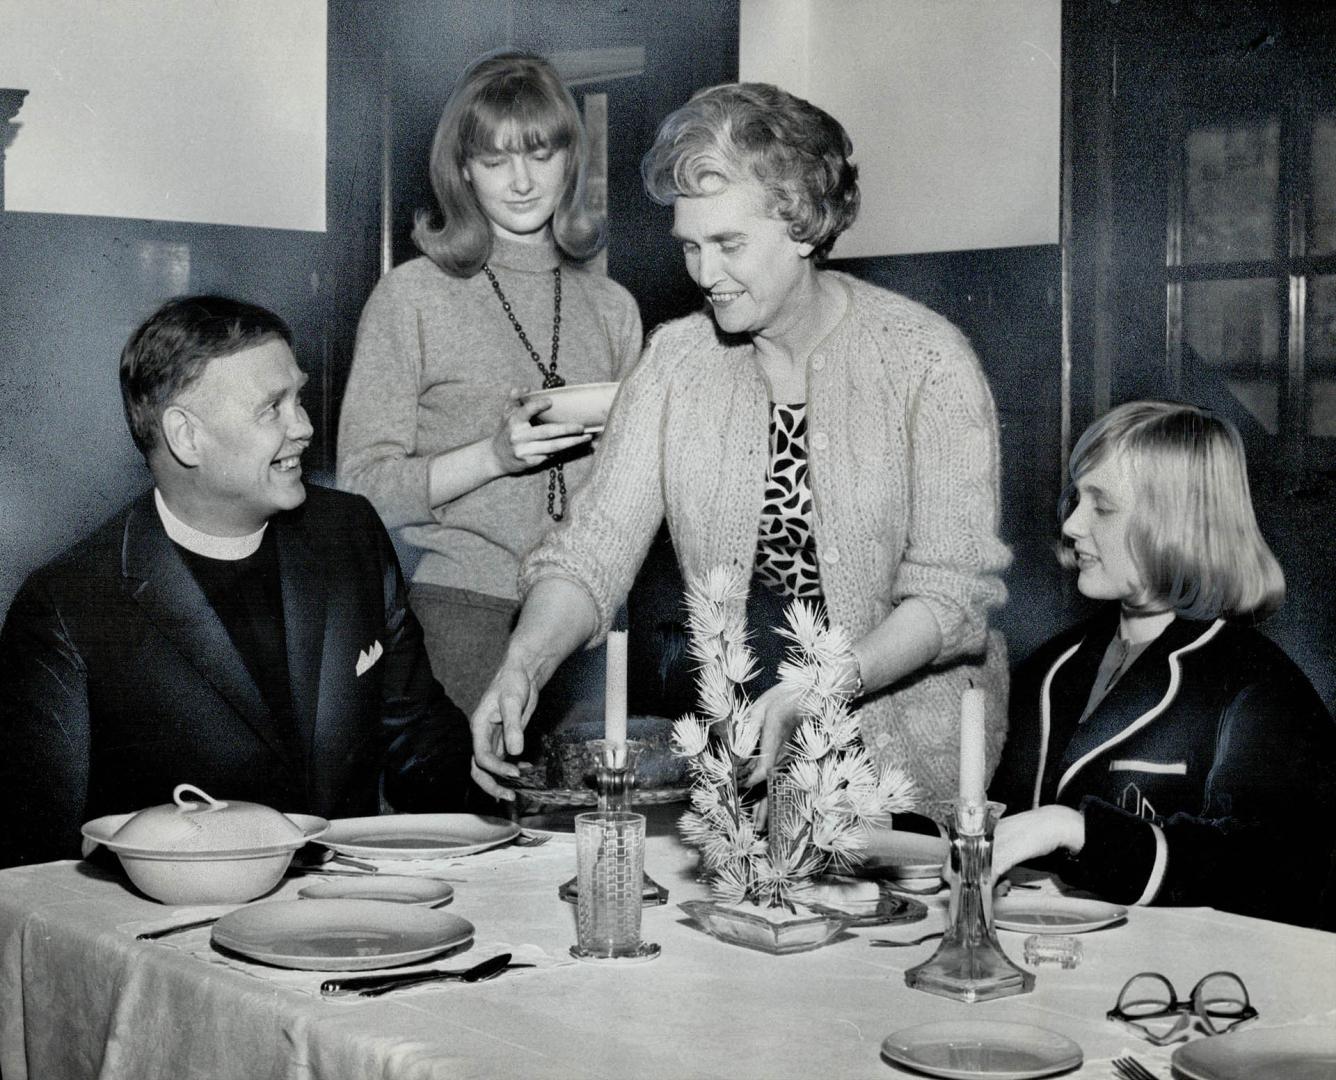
154, 489, 267, 561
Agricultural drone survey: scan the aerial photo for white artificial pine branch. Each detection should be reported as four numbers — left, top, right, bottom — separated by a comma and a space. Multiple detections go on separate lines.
672, 565, 919, 908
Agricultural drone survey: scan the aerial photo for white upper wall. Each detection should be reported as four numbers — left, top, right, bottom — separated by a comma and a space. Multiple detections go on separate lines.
740, 0, 1061, 257
0, 0, 326, 232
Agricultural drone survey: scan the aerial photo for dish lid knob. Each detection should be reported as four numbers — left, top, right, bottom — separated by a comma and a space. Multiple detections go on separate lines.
173, 783, 229, 814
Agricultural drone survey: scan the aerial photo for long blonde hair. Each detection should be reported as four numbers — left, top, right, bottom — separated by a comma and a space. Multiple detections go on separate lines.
1060, 400, 1284, 619
412, 51, 604, 277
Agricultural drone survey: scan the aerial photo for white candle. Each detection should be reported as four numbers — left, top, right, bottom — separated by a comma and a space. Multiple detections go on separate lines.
958, 687, 987, 807
605, 629, 628, 748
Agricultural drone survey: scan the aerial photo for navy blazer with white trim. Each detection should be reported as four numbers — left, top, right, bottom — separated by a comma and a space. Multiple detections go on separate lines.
992, 605, 1336, 929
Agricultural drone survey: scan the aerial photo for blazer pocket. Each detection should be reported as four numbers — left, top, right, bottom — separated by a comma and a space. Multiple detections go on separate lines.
355, 640, 384, 677
1108, 759, 1187, 775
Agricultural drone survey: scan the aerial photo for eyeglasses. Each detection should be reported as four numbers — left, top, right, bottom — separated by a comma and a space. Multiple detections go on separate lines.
1107, 971, 1258, 1046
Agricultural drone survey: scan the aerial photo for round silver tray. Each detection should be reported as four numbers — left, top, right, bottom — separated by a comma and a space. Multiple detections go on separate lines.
512, 784, 691, 808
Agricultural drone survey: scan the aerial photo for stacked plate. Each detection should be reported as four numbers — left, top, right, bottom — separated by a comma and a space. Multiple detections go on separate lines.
880, 1020, 1082, 1079
210, 813, 522, 969
1171, 1028, 1336, 1080
314, 814, 519, 860
212, 899, 474, 971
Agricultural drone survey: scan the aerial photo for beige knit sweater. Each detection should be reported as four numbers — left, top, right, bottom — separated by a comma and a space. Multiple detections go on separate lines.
522, 272, 1012, 802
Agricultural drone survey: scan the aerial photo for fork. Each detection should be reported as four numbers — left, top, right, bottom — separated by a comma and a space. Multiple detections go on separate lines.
1112, 1056, 1160, 1080
513, 831, 551, 848
869, 931, 944, 948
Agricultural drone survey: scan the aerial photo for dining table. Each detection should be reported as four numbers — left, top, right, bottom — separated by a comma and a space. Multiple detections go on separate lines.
0, 804, 1333, 1080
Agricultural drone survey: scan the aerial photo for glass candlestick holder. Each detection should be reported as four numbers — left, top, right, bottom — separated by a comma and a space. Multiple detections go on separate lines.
558, 740, 669, 906
904, 799, 1034, 1003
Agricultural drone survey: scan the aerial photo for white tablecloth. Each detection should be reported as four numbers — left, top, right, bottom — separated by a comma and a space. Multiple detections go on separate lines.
1, 819, 1333, 1080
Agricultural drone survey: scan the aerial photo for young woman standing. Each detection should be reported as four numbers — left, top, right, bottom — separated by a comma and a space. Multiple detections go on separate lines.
338, 53, 642, 792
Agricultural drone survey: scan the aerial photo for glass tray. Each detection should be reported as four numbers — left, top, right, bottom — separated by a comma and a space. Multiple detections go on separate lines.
511, 784, 691, 809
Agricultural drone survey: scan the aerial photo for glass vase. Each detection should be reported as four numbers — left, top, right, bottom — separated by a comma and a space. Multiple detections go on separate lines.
904, 800, 1034, 1003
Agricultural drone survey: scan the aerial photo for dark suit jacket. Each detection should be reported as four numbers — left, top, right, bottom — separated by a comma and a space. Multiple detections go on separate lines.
992, 606, 1336, 928
0, 485, 469, 866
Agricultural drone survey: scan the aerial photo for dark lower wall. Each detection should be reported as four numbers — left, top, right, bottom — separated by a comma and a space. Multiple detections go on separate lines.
0, 0, 740, 624
835, 245, 1071, 668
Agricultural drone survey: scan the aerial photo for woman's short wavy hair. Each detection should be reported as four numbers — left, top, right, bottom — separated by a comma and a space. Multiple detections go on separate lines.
1059, 400, 1285, 620
413, 51, 604, 277
640, 82, 860, 262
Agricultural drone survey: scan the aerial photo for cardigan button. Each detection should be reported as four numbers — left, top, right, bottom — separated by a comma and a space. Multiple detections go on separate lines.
812, 353, 826, 372
822, 544, 841, 565
811, 431, 829, 451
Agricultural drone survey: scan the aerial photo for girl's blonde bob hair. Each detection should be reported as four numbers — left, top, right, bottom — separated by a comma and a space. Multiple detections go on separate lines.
1060, 400, 1285, 620
412, 51, 605, 277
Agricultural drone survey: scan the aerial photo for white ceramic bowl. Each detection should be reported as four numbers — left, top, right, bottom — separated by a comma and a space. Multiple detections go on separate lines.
111, 845, 307, 905
519, 382, 618, 430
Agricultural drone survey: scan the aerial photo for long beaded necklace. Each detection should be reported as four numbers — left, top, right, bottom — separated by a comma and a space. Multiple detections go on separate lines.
480, 263, 567, 520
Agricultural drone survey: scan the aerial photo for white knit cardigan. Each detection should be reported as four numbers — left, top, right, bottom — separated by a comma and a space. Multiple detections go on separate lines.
521, 272, 1012, 802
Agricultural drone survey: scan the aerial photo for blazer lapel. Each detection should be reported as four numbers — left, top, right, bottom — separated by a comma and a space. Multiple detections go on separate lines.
120, 494, 296, 766
275, 510, 327, 753
1038, 621, 1108, 798
1052, 616, 1225, 800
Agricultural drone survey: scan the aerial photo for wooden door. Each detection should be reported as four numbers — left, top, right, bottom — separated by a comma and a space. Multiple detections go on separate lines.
1064, 0, 1336, 706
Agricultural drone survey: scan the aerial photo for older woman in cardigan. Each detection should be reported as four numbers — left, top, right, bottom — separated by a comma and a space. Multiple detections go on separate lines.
469, 82, 1011, 806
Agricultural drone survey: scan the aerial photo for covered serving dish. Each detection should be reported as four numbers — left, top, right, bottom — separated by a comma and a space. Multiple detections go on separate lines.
81, 784, 328, 904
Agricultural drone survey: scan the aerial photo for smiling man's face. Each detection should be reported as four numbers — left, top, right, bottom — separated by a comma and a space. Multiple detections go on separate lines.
174, 337, 312, 534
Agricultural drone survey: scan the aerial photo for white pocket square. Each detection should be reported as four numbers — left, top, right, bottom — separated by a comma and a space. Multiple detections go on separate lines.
355, 640, 384, 677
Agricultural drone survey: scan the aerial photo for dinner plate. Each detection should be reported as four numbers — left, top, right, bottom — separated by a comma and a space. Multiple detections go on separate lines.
316, 814, 519, 860
802, 876, 929, 927
211, 899, 473, 970
859, 855, 944, 883
858, 832, 948, 886
991, 895, 1127, 934
297, 875, 454, 907
1171, 1027, 1336, 1080
879, 1020, 1082, 1079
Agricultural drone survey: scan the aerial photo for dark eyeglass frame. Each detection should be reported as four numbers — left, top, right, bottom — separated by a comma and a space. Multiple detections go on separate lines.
1106, 970, 1258, 1046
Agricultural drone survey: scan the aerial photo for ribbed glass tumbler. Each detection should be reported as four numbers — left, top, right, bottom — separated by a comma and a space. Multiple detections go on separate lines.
572, 811, 659, 962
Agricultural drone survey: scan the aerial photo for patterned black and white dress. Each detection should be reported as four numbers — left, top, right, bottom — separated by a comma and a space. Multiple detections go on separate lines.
754, 401, 822, 601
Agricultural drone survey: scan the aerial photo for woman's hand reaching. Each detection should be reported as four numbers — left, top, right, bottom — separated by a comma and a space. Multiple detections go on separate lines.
491, 388, 591, 474
469, 653, 543, 802
743, 682, 807, 786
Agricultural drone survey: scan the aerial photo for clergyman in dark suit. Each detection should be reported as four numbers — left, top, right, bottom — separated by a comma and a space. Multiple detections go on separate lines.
0, 295, 471, 867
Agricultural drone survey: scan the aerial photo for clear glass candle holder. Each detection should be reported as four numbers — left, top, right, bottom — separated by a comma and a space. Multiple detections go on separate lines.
904, 799, 1035, 1003
558, 740, 668, 906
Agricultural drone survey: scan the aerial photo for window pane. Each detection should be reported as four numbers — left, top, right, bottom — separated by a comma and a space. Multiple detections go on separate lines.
1308, 380, 1336, 438
1309, 275, 1336, 437
1183, 120, 1280, 263
1311, 275, 1336, 364
1183, 278, 1281, 432
1312, 113, 1336, 257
